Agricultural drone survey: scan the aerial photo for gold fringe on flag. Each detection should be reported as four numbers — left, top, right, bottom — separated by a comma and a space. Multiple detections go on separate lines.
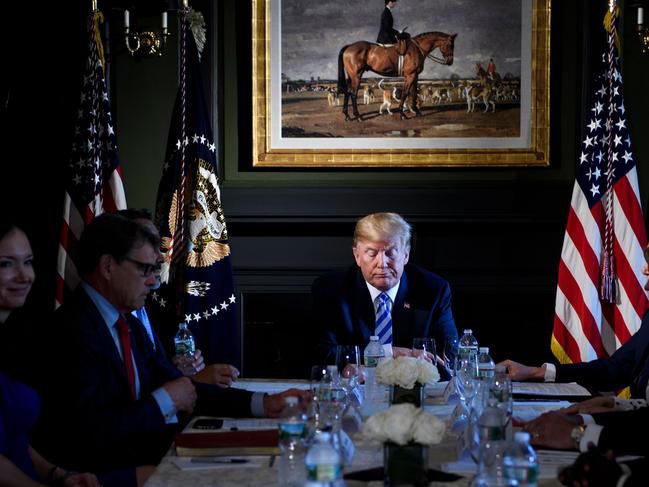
603, 5, 621, 53
92, 11, 106, 72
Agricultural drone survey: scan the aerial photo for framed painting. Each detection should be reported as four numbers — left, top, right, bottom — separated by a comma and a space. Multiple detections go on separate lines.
252, 0, 550, 167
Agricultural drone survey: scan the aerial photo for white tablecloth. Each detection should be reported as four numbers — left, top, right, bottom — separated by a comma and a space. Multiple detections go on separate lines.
143, 379, 567, 487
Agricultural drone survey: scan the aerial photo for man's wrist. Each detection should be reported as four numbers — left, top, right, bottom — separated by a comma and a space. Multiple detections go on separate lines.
570, 424, 586, 450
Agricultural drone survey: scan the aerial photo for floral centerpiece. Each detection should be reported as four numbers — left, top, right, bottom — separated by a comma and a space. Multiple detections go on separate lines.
375, 356, 440, 407
362, 403, 446, 485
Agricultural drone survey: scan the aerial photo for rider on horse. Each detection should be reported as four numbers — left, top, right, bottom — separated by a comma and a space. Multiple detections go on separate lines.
377, 0, 400, 45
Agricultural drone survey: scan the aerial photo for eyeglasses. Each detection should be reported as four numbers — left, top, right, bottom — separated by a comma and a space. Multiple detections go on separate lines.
123, 256, 161, 278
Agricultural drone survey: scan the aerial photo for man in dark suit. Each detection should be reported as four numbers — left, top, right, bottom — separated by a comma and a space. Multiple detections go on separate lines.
377, 0, 400, 45
313, 212, 457, 374
508, 253, 649, 459
32, 214, 303, 487
501, 301, 649, 397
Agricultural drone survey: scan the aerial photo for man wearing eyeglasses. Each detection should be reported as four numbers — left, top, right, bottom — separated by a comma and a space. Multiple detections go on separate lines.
32, 213, 306, 487
118, 208, 240, 388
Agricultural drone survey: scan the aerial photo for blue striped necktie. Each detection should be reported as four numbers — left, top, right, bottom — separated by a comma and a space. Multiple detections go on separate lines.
375, 293, 393, 345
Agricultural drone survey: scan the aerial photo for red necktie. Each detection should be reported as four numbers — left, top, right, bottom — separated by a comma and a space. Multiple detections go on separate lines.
116, 315, 137, 399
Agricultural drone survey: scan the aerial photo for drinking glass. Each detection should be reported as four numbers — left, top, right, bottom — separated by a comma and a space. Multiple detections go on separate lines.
443, 337, 459, 378
455, 355, 478, 422
309, 365, 328, 391
335, 345, 360, 380
412, 337, 436, 362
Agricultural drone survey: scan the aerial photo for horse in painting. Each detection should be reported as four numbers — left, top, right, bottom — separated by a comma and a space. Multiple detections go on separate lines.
337, 31, 457, 121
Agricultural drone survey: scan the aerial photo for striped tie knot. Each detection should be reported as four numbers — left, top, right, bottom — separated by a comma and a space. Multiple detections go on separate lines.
375, 293, 393, 345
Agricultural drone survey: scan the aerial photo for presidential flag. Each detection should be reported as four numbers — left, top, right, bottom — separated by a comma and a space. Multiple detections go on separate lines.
152, 9, 239, 366
551, 5, 649, 364
56, 10, 126, 307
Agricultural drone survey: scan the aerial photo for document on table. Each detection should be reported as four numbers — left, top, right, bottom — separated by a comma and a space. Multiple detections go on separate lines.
513, 382, 590, 397
184, 416, 278, 433
232, 379, 310, 394
170, 456, 265, 471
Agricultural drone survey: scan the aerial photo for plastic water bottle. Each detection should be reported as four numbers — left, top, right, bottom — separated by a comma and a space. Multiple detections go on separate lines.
363, 336, 385, 408
475, 397, 507, 487
503, 432, 538, 487
174, 322, 195, 375
477, 347, 495, 380
305, 431, 342, 487
279, 397, 307, 448
459, 329, 479, 359
278, 397, 307, 486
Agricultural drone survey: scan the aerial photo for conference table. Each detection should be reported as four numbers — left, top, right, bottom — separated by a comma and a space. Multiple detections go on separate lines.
144, 379, 569, 487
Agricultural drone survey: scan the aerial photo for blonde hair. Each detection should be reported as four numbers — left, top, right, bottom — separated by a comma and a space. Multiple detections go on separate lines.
353, 212, 411, 250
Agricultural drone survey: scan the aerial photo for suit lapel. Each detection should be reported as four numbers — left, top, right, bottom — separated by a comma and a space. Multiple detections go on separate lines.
77, 288, 139, 398
353, 270, 375, 343
392, 272, 413, 345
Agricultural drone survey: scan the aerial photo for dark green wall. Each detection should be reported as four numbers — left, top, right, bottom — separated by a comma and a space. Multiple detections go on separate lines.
3, 1, 649, 375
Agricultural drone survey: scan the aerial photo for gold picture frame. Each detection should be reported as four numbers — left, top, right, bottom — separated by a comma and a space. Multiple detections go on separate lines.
252, 0, 550, 167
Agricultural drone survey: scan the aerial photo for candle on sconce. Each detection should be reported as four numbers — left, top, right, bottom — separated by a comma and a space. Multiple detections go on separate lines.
124, 9, 130, 28
162, 11, 168, 29
639, 7, 644, 26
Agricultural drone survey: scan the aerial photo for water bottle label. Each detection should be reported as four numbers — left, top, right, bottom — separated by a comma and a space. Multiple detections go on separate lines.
306, 464, 341, 481
505, 463, 538, 484
322, 387, 346, 402
365, 356, 380, 367
478, 367, 495, 379
175, 338, 195, 355
278, 421, 305, 440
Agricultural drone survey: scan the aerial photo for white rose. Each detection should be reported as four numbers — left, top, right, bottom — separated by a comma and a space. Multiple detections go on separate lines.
376, 358, 397, 385
411, 410, 446, 445
382, 403, 418, 445
393, 356, 419, 389
416, 359, 440, 385
362, 411, 389, 442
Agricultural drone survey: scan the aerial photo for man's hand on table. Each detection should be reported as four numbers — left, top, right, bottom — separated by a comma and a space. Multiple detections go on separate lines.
523, 410, 583, 450
560, 396, 616, 415
192, 364, 240, 388
498, 359, 546, 381
263, 389, 312, 418
163, 377, 197, 414
392, 346, 443, 367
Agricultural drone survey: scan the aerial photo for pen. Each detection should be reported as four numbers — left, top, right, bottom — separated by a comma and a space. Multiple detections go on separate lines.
190, 457, 249, 464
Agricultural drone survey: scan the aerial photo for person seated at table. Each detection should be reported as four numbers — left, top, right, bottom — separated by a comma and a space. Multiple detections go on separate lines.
522, 400, 649, 458
500, 256, 649, 400
312, 212, 458, 376
0, 219, 100, 487
118, 208, 239, 388
31, 214, 308, 487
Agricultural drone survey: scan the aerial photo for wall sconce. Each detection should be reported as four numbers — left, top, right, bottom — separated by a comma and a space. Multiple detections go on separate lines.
124, 8, 169, 57
637, 6, 649, 53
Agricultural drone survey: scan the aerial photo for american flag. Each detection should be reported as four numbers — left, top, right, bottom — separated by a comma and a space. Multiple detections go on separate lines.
551, 7, 648, 364
152, 10, 239, 366
56, 12, 126, 307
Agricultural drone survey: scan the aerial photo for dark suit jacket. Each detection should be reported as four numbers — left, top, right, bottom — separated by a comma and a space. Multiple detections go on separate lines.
377, 7, 398, 44
313, 264, 457, 374
32, 287, 253, 478
592, 406, 649, 455
554, 311, 649, 397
